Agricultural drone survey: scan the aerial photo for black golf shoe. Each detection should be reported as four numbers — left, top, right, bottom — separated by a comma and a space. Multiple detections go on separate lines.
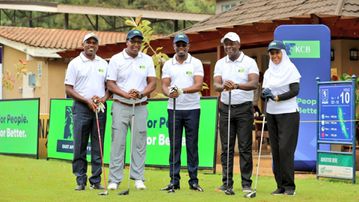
284, 189, 296, 196
271, 188, 285, 195
189, 183, 204, 192
161, 183, 180, 191
224, 188, 235, 195
75, 184, 85, 191
242, 186, 252, 193
215, 185, 232, 192
90, 183, 104, 190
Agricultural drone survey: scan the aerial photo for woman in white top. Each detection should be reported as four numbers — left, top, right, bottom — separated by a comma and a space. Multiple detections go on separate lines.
262, 40, 301, 196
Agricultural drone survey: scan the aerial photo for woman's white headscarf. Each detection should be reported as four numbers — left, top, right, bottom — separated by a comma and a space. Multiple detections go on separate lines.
262, 49, 301, 89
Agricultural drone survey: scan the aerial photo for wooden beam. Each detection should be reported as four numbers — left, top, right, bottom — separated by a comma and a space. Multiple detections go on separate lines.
310, 14, 321, 24
331, 29, 359, 39
252, 22, 276, 32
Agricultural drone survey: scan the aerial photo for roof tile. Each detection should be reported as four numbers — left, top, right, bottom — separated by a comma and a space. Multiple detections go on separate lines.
0, 26, 127, 49
184, 0, 351, 33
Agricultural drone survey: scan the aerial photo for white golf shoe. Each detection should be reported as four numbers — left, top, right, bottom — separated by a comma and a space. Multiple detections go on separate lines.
134, 180, 146, 190
107, 182, 118, 190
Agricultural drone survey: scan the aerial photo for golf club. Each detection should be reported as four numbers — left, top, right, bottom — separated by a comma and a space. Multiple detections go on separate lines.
244, 100, 267, 198
118, 102, 136, 196
224, 90, 235, 195
95, 110, 108, 196
168, 97, 176, 193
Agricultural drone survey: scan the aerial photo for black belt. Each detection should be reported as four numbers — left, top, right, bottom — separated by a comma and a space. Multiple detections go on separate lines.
222, 101, 252, 108
114, 99, 148, 107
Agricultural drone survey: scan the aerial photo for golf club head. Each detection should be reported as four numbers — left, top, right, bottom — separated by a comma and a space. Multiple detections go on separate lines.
224, 188, 235, 195
244, 191, 256, 198
118, 189, 129, 195
98, 191, 109, 196
167, 188, 175, 193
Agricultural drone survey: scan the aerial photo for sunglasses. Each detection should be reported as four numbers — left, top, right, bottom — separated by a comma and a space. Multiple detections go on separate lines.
129, 40, 142, 45
175, 43, 188, 48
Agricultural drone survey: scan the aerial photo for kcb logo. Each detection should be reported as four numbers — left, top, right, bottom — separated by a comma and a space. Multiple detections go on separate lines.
283, 40, 320, 58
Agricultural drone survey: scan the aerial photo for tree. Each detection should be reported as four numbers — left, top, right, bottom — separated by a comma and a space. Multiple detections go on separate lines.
0, 0, 215, 34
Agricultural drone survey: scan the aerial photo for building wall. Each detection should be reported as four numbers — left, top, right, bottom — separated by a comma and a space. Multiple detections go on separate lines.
3, 46, 26, 99
2, 46, 68, 113
333, 40, 359, 78
48, 60, 67, 99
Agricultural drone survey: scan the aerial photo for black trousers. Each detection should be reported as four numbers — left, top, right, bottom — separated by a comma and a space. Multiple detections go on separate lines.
167, 109, 200, 186
72, 101, 106, 186
266, 112, 299, 191
219, 102, 253, 188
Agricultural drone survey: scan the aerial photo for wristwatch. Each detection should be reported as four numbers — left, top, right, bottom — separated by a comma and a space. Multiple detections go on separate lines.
138, 92, 144, 99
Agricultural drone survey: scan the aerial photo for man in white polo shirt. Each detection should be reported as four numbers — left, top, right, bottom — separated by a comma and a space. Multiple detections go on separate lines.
106, 29, 156, 190
160, 33, 204, 192
64, 32, 110, 191
214, 32, 259, 194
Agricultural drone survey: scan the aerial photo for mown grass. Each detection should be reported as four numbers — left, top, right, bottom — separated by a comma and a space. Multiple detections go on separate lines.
0, 155, 358, 202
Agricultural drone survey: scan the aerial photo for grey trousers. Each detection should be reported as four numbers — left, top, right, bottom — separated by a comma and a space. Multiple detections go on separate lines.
108, 102, 148, 184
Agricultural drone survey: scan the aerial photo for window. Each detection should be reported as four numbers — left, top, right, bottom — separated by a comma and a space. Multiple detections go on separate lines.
221, 3, 236, 12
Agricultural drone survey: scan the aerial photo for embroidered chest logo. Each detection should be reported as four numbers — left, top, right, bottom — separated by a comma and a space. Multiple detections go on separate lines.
98, 68, 105, 73
238, 68, 245, 73
186, 71, 193, 76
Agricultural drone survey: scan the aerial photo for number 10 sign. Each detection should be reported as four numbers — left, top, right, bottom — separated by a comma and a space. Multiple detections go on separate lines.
318, 81, 355, 143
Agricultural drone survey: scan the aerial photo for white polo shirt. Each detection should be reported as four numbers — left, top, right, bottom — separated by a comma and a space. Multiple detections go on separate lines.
106, 50, 156, 104
214, 53, 259, 105
162, 54, 204, 110
64, 53, 108, 99
266, 84, 300, 114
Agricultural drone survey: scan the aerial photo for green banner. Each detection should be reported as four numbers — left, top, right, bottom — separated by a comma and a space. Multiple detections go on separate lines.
283, 40, 320, 58
47, 98, 218, 169
0, 99, 40, 156
318, 152, 353, 179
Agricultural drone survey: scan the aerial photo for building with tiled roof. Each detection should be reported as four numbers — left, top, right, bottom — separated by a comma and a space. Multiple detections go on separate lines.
0, 26, 127, 58
0, 26, 126, 112
59, 0, 359, 94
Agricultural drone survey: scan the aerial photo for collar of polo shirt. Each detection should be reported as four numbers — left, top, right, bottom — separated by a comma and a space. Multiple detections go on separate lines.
123, 49, 143, 59
225, 51, 244, 63
80, 52, 100, 61
172, 53, 192, 65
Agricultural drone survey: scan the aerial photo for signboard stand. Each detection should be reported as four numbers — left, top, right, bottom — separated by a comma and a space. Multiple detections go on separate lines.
0, 98, 40, 158
275, 24, 331, 171
316, 76, 356, 183
47, 97, 218, 170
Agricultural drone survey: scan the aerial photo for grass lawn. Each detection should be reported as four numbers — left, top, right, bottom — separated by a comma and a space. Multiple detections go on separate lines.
0, 155, 358, 202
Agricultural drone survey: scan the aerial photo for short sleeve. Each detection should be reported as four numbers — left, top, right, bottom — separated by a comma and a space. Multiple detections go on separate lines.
161, 61, 170, 79
213, 60, 222, 78
248, 59, 259, 75
106, 57, 118, 81
193, 59, 204, 77
64, 61, 76, 85
102, 60, 109, 82
147, 57, 156, 77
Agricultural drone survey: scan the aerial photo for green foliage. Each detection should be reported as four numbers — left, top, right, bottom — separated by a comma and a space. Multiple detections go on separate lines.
125, 16, 169, 80
0, 0, 214, 34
